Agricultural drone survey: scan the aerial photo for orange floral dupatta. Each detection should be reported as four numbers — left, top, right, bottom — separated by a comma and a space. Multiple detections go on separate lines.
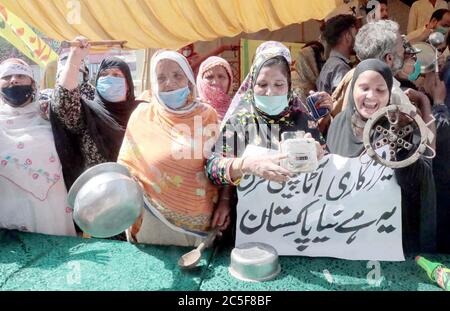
118, 98, 219, 234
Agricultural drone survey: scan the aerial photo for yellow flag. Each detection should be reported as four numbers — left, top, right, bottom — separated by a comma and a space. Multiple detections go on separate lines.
0, 4, 58, 67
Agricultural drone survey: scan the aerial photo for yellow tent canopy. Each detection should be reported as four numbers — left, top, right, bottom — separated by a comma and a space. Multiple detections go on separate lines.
2, 0, 339, 49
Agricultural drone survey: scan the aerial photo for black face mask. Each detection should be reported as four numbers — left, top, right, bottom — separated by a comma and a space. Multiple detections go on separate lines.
0, 85, 34, 107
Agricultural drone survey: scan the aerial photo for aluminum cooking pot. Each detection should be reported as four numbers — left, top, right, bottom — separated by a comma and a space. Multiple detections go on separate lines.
68, 162, 143, 238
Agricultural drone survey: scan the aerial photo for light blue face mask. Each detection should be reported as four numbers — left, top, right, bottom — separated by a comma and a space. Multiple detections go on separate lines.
96, 76, 127, 102
159, 86, 190, 110
408, 60, 421, 81
254, 94, 289, 116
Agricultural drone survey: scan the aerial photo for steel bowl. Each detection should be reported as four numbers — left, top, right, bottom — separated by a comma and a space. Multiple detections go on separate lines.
68, 162, 143, 238
229, 242, 281, 282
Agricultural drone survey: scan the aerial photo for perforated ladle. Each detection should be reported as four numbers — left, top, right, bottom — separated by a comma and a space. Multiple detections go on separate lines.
178, 228, 219, 269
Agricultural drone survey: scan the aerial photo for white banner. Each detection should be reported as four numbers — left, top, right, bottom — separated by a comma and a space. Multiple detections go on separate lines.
236, 147, 404, 261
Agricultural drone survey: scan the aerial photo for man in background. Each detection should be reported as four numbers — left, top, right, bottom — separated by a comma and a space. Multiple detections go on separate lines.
407, 0, 448, 33
317, 14, 357, 94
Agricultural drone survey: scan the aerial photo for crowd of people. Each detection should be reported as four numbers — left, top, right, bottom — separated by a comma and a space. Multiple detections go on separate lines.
0, 0, 449, 255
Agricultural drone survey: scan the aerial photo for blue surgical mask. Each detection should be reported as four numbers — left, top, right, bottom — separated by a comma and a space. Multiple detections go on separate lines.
159, 86, 190, 110
408, 60, 421, 81
96, 76, 127, 102
436, 27, 449, 35
254, 94, 289, 116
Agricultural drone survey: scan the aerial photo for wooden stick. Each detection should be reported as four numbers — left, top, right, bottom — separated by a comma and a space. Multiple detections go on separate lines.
61, 40, 127, 48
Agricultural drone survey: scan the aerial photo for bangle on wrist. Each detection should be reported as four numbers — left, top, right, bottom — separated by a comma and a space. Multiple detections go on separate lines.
227, 158, 241, 186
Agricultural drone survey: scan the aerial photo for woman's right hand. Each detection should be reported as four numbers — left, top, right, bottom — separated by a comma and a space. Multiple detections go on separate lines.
69, 36, 91, 62
59, 36, 90, 90
238, 154, 295, 183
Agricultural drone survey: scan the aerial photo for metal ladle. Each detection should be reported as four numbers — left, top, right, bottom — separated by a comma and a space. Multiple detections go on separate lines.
428, 32, 445, 73
178, 228, 220, 269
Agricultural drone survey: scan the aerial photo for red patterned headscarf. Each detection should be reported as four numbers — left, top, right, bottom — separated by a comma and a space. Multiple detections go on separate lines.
196, 56, 233, 120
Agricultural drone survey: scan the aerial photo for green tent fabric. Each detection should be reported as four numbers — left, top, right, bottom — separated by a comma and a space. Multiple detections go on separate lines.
0, 230, 448, 291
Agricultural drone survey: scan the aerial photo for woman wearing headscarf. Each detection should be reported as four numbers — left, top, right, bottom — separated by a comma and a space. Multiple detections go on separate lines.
51, 37, 141, 189
327, 59, 437, 253
0, 58, 75, 236
196, 56, 233, 121
206, 42, 328, 187
118, 50, 230, 246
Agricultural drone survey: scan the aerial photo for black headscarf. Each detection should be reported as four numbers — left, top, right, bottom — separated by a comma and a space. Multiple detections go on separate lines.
327, 59, 437, 253
327, 59, 393, 157
51, 57, 142, 189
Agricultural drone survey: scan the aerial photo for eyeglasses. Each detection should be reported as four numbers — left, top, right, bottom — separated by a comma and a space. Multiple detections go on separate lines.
405, 53, 418, 61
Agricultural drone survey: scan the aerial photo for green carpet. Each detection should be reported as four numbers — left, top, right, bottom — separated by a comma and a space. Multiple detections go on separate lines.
201, 247, 448, 291
0, 230, 211, 290
0, 230, 448, 291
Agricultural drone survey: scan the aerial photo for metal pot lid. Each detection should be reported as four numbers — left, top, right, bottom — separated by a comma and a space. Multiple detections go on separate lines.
68, 162, 131, 209
413, 42, 436, 74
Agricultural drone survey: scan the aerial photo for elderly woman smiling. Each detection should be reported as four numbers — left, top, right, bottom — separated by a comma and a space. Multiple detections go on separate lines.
327, 59, 437, 253
118, 50, 230, 246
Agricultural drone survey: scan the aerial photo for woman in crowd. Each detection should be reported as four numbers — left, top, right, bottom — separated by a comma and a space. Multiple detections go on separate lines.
327, 59, 437, 253
118, 50, 230, 246
51, 37, 140, 189
205, 42, 328, 187
196, 56, 233, 121
0, 58, 75, 236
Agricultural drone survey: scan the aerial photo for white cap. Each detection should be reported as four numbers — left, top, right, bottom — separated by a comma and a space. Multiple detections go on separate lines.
0, 61, 33, 80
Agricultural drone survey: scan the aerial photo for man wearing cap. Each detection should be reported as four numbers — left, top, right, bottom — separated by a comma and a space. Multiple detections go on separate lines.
0, 58, 76, 236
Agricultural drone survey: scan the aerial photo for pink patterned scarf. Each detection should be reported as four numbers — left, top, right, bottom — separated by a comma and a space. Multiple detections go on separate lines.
196, 56, 233, 121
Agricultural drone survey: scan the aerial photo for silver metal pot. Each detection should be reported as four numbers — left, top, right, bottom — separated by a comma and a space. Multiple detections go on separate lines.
229, 242, 281, 282
68, 162, 143, 238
